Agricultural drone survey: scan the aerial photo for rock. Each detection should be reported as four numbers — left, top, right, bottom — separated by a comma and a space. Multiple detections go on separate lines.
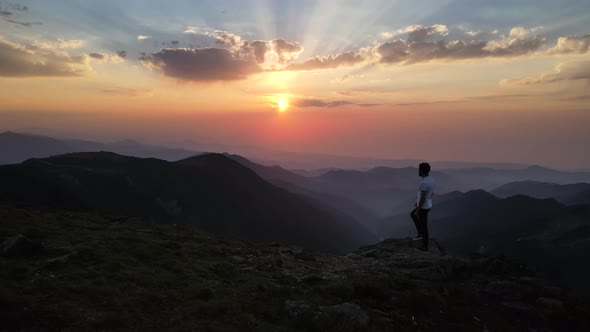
536, 297, 565, 316
541, 286, 562, 298
1, 234, 43, 257
285, 300, 312, 320
344, 253, 363, 260
407, 238, 442, 255
408, 266, 448, 281
360, 249, 380, 258
45, 251, 78, 269
320, 303, 369, 329
501, 301, 535, 314
485, 281, 523, 300
300, 275, 324, 284
294, 251, 316, 262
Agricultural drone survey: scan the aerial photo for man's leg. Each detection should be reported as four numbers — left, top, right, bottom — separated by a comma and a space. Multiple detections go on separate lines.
419, 209, 430, 249
410, 208, 422, 237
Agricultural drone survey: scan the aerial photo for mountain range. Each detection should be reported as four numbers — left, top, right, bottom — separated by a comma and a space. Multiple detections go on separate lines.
492, 180, 590, 205
380, 190, 590, 293
0, 152, 375, 252
0, 131, 198, 164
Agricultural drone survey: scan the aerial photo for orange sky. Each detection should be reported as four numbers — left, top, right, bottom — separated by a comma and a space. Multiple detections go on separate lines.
1, 1, 589, 168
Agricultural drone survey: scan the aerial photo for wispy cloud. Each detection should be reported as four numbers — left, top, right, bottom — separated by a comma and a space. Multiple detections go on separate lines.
291, 98, 379, 108
501, 60, 590, 86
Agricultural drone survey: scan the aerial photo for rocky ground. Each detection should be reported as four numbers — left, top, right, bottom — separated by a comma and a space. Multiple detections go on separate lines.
1, 203, 589, 331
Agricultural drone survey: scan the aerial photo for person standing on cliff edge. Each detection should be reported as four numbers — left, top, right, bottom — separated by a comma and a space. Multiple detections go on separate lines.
411, 162, 435, 251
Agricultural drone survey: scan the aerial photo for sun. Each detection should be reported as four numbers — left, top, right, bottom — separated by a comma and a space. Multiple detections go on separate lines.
276, 97, 289, 112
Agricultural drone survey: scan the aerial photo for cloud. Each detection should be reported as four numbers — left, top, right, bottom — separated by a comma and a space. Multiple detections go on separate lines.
0, 37, 89, 77
407, 24, 449, 42
500, 60, 590, 86
0, 5, 40, 27
138, 35, 151, 40
116, 50, 127, 59
9, 4, 28, 11
285, 50, 369, 71
509, 26, 543, 38
57, 39, 85, 49
397, 94, 532, 106
375, 34, 546, 65
140, 47, 260, 82
286, 25, 546, 71
250, 40, 270, 63
380, 24, 448, 41
269, 39, 304, 63
88, 53, 106, 60
547, 34, 590, 55
100, 87, 152, 96
291, 98, 378, 108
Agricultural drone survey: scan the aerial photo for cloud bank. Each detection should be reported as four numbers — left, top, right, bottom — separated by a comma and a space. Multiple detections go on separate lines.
0, 37, 88, 77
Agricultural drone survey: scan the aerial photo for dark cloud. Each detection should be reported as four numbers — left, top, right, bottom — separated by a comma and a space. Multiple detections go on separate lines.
88, 53, 106, 60
270, 39, 303, 63
407, 24, 448, 43
140, 47, 260, 82
116, 50, 127, 59
285, 25, 548, 71
375, 36, 546, 64
547, 34, 590, 55
250, 40, 270, 63
291, 98, 377, 108
286, 51, 367, 71
0, 37, 88, 77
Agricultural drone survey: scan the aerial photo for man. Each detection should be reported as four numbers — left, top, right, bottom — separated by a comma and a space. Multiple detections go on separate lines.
411, 162, 434, 251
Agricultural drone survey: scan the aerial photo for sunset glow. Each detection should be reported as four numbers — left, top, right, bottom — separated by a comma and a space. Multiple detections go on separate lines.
0, 0, 589, 168
276, 97, 289, 112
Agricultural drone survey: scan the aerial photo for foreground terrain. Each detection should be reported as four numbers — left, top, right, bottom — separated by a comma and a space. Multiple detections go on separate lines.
1, 204, 589, 331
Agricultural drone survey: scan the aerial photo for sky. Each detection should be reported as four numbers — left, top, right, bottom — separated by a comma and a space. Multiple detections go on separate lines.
1, 0, 590, 169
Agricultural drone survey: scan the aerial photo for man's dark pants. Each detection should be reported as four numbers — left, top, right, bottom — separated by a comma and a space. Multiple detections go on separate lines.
411, 207, 431, 249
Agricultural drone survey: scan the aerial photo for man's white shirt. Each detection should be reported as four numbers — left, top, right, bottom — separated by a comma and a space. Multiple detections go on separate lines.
416, 175, 435, 209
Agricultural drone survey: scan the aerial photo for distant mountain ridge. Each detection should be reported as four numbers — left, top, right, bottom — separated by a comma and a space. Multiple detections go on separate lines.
0, 152, 375, 252
0, 131, 199, 164
492, 180, 590, 205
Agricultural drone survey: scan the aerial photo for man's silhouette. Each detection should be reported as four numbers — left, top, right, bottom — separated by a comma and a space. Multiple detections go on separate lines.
411, 162, 434, 251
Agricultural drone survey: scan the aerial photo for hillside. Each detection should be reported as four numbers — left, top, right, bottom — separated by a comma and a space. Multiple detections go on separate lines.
0, 152, 375, 252
1, 204, 588, 331
492, 181, 590, 205
380, 190, 590, 293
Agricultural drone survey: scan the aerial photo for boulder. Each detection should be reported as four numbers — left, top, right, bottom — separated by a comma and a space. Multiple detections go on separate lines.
1, 234, 43, 257
485, 281, 524, 301
501, 301, 535, 314
285, 300, 312, 320
45, 251, 78, 269
536, 297, 566, 316
320, 303, 369, 329
294, 251, 316, 262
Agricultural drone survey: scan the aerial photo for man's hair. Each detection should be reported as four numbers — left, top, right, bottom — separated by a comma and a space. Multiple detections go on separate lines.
419, 162, 431, 175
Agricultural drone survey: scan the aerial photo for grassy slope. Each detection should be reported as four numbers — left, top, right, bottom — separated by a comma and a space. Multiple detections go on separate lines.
1, 203, 590, 331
